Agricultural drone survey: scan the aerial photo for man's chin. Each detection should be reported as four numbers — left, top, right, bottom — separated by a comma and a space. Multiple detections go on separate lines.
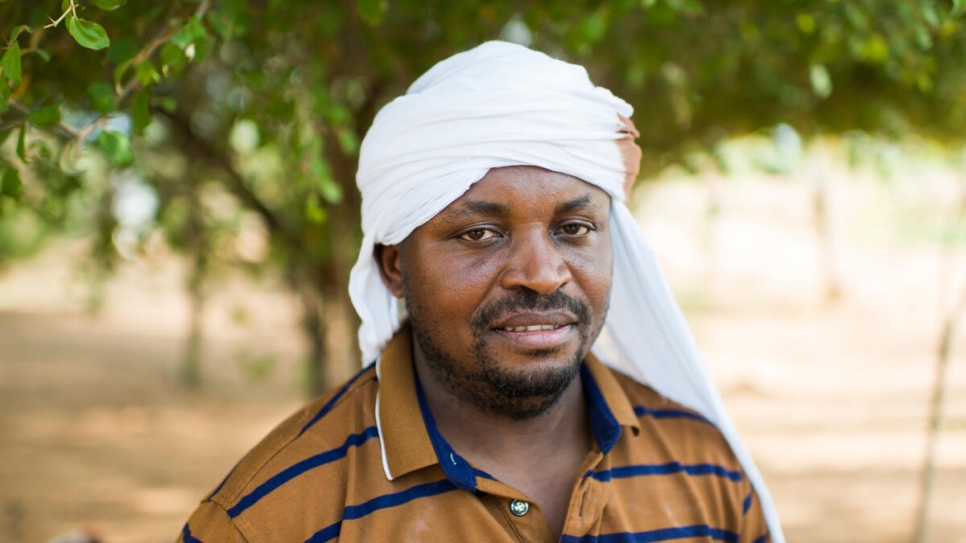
477, 362, 581, 420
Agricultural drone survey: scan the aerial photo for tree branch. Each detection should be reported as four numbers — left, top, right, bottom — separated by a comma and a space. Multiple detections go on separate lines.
8, 2, 216, 146
162, 110, 302, 252
115, 2, 210, 104
8, 99, 82, 140
195, 0, 212, 18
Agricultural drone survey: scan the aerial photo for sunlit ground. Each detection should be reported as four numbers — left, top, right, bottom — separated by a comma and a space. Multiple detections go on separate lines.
1, 142, 964, 543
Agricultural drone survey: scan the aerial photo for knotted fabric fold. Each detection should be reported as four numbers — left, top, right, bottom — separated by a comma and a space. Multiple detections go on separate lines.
349, 41, 784, 542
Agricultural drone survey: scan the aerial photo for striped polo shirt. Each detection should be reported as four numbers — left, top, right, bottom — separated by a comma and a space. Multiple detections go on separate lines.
179, 327, 769, 543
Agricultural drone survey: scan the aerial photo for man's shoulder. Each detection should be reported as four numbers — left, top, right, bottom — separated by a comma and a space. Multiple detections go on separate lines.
206, 363, 380, 511
607, 367, 734, 456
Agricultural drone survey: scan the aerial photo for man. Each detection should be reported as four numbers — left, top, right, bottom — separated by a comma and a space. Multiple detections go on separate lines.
179, 42, 783, 543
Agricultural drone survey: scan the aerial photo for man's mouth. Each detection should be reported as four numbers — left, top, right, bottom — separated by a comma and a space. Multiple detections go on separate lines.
500, 324, 565, 332
490, 321, 575, 351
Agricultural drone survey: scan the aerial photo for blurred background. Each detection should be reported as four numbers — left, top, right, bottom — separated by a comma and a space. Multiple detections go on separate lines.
1, 1, 965, 542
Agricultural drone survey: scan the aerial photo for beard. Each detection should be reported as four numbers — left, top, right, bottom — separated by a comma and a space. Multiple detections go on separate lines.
405, 287, 602, 421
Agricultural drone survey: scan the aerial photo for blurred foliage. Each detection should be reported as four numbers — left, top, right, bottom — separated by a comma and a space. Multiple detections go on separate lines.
1, 0, 965, 392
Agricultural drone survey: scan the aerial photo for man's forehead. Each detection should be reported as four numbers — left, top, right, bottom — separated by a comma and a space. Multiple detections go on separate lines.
435, 166, 611, 218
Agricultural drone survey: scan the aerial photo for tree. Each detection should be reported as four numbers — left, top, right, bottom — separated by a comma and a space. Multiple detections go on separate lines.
2, 0, 965, 396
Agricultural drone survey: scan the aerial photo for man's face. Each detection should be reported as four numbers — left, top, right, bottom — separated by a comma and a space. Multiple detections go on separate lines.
380, 166, 613, 420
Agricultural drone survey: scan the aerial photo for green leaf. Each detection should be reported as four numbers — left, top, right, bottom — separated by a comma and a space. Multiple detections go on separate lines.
135, 60, 160, 87
155, 96, 177, 113
1, 167, 22, 200
954, 0, 965, 16
170, 16, 206, 50
86, 82, 116, 114
796, 13, 816, 35
304, 193, 327, 223
0, 81, 9, 115
90, 0, 126, 10
28, 104, 61, 127
357, 0, 387, 24
311, 158, 343, 203
29, 48, 51, 62
192, 34, 214, 64
97, 130, 133, 167
1, 42, 22, 85
67, 16, 111, 50
579, 12, 606, 43
107, 37, 138, 62
336, 128, 358, 155
16, 124, 26, 163
915, 25, 933, 51
8, 25, 32, 43
810, 63, 833, 99
318, 178, 343, 204
131, 90, 150, 134
114, 58, 133, 85
160, 42, 186, 73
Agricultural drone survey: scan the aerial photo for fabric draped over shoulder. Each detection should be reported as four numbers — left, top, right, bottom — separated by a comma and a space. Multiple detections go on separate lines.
348, 41, 784, 542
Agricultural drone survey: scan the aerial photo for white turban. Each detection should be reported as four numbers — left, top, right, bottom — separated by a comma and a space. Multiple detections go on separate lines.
349, 41, 784, 541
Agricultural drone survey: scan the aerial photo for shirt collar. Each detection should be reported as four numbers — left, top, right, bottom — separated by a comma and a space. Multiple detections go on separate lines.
375, 325, 439, 480
581, 350, 642, 448
376, 326, 641, 482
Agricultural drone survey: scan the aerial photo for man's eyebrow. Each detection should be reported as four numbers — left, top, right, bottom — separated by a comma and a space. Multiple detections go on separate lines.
557, 195, 598, 213
441, 194, 601, 221
441, 200, 511, 220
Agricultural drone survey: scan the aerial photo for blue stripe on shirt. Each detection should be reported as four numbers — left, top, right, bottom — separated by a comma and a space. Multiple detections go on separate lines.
752, 533, 769, 543
304, 479, 458, 543
298, 363, 375, 436
182, 523, 203, 543
743, 489, 753, 515
414, 372, 478, 491
589, 462, 743, 483
227, 426, 380, 518
560, 525, 740, 542
633, 405, 715, 426
581, 364, 623, 454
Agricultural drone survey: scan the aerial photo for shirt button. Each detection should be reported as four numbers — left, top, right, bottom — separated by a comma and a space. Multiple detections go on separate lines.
509, 499, 530, 517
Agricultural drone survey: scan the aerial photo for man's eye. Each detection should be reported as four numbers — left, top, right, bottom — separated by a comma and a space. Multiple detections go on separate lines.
559, 223, 591, 236
460, 228, 497, 241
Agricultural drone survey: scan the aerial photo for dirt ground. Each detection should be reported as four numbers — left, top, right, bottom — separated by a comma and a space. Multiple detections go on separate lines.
1, 171, 964, 543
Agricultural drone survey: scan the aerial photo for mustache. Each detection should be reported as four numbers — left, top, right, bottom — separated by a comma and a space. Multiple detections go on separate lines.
471, 290, 590, 330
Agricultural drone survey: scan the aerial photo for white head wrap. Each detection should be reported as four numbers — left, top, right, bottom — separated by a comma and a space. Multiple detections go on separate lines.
349, 41, 784, 541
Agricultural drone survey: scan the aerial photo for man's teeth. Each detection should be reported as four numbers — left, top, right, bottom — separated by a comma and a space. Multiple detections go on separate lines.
502, 325, 562, 332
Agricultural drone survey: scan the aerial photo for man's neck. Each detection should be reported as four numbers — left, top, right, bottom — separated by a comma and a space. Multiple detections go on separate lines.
415, 360, 590, 458
412, 351, 593, 540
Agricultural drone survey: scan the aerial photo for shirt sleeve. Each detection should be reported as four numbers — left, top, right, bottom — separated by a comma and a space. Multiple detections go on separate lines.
738, 483, 771, 543
177, 500, 251, 543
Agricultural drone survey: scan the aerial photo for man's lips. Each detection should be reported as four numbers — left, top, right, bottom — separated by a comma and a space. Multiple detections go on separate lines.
500, 324, 566, 332
490, 312, 578, 332
486, 312, 579, 350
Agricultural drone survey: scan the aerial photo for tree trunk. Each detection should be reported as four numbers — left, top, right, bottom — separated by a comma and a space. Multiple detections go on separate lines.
295, 265, 359, 399
912, 164, 966, 543
811, 147, 842, 302
85, 187, 117, 314
300, 115, 366, 398
295, 270, 327, 397
183, 256, 205, 388
703, 174, 721, 297
181, 187, 208, 388
913, 283, 966, 543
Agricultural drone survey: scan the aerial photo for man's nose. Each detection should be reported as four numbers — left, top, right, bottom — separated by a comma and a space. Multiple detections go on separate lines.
499, 230, 572, 295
